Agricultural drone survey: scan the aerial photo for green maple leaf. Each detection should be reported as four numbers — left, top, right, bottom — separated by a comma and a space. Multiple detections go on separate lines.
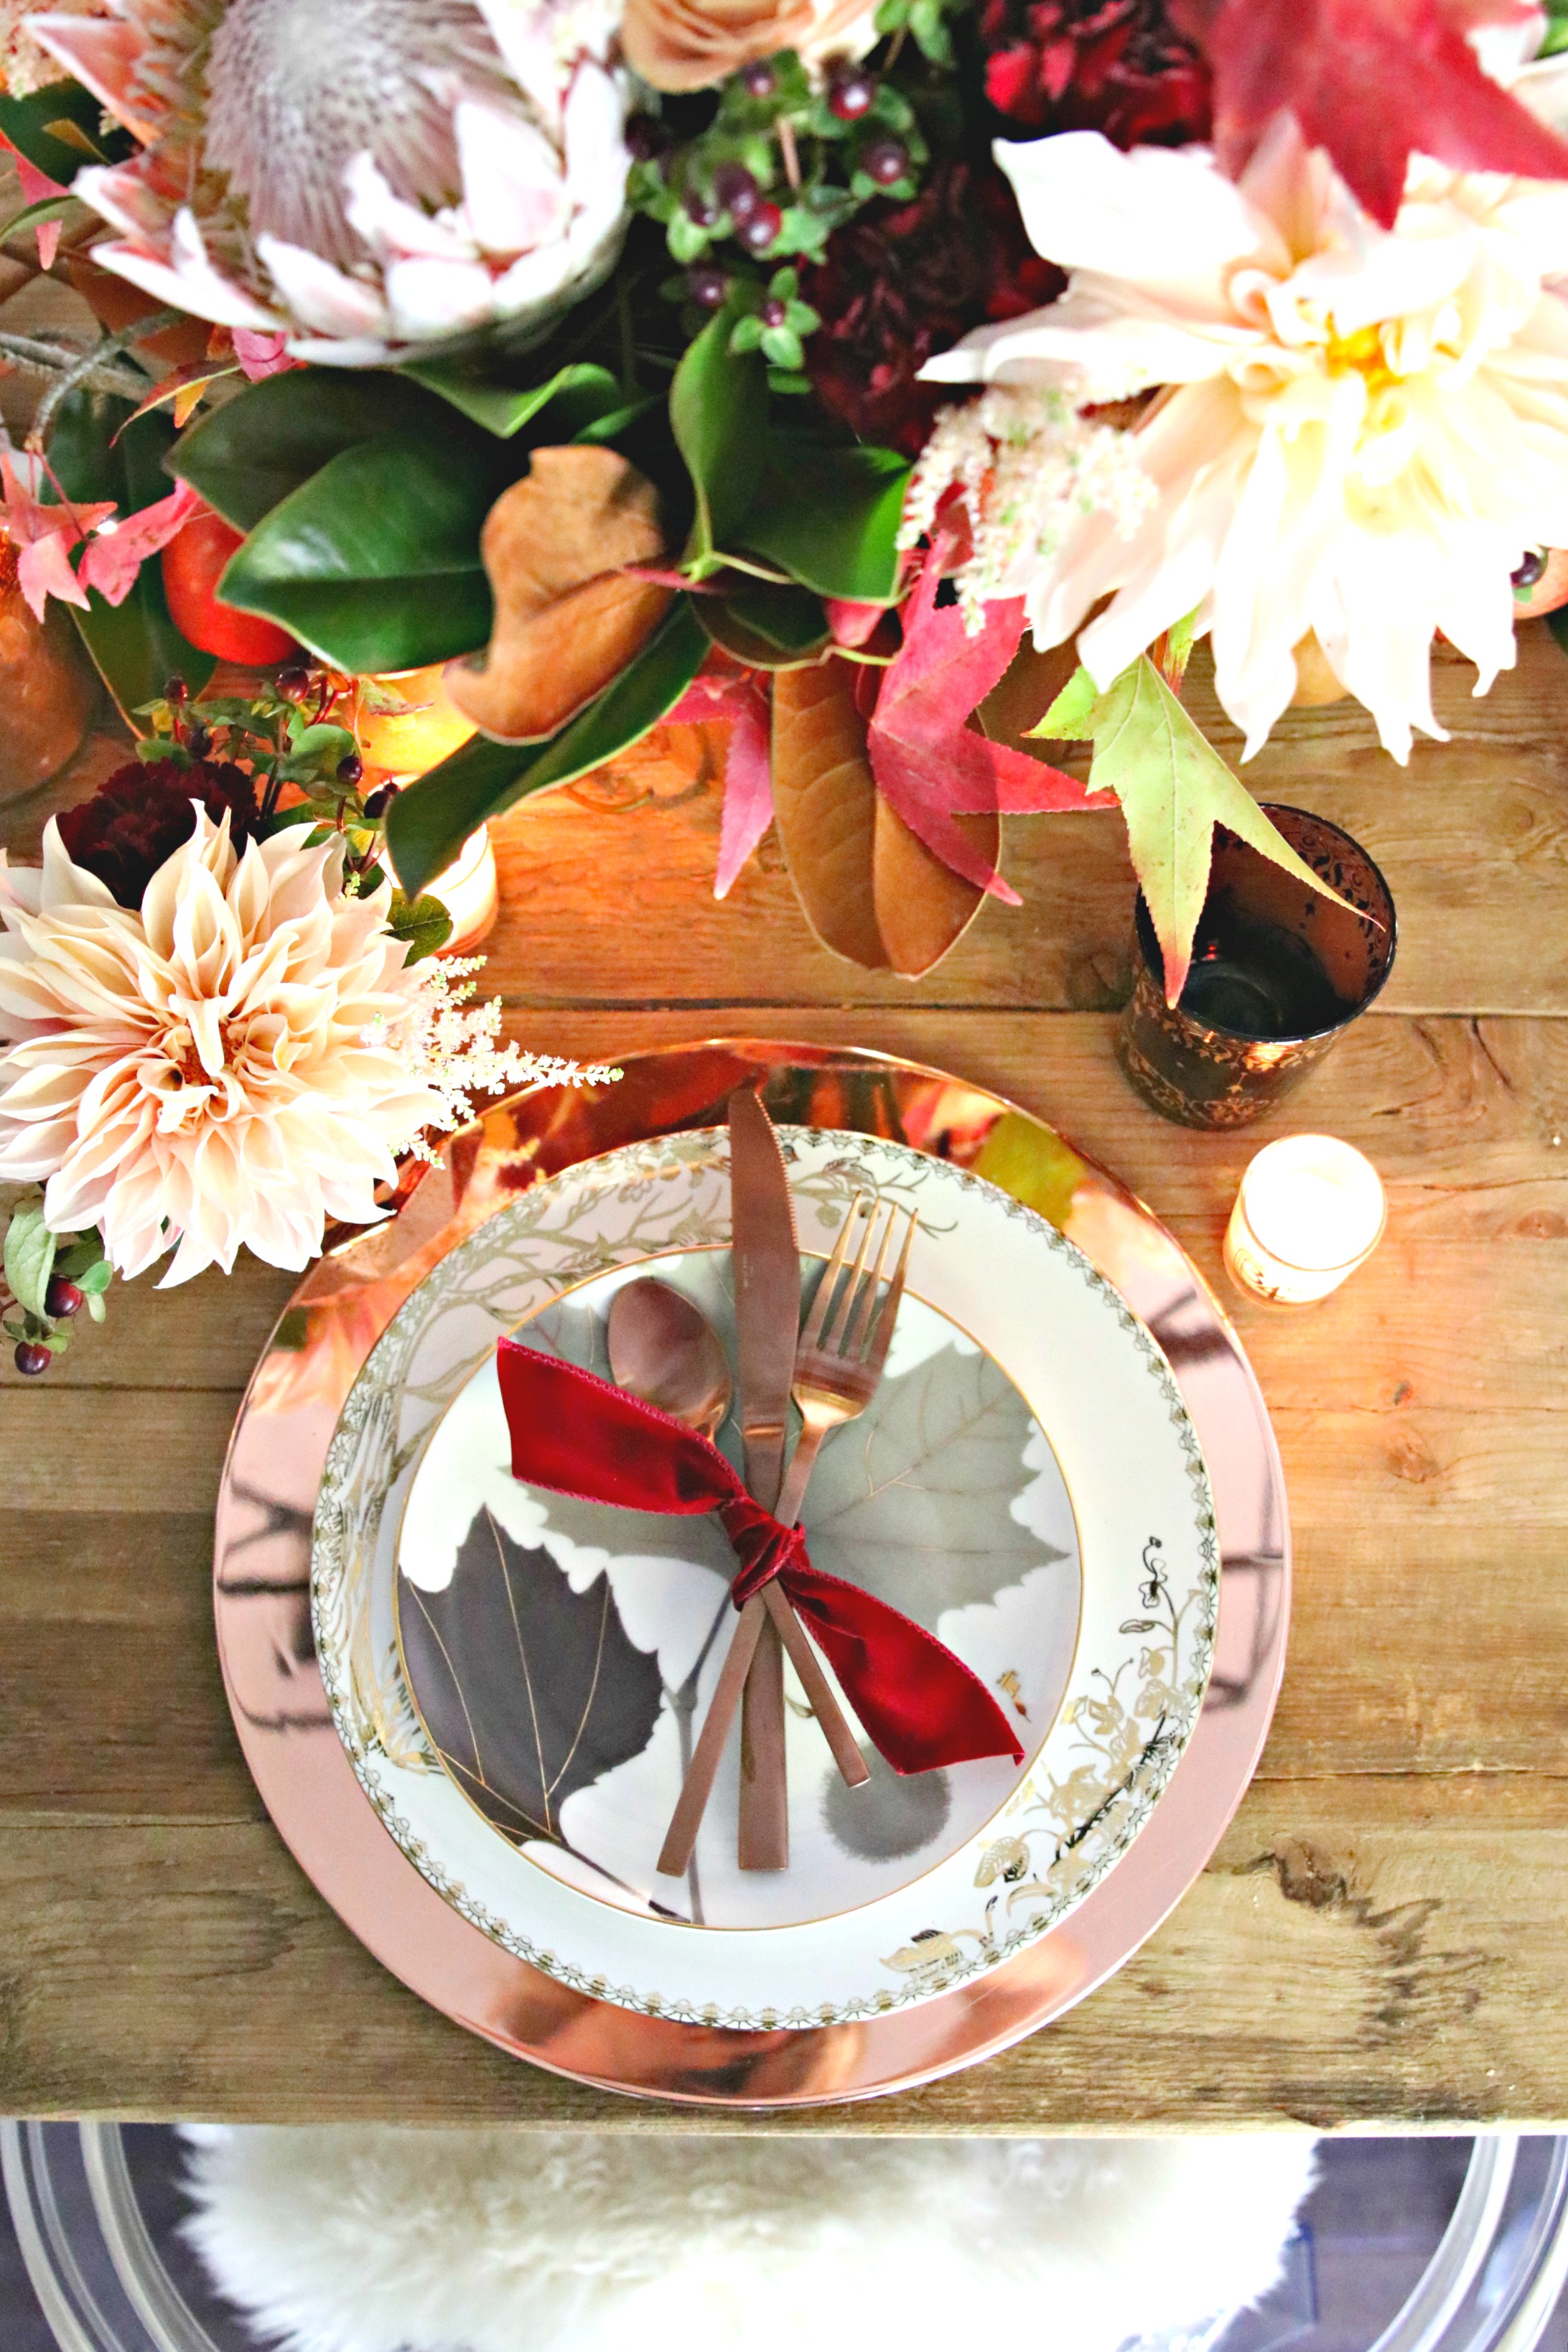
1033, 653, 1355, 1004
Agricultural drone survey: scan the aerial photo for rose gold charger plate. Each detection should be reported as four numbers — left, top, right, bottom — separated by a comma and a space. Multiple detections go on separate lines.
213, 1040, 1289, 2110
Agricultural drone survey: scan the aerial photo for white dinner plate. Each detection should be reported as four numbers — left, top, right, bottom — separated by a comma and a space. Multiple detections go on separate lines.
312, 1124, 1217, 2028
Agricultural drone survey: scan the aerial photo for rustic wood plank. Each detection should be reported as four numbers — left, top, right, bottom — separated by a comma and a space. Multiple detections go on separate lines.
1, 1776, 1562, 2128
7, 635, 1568, 1019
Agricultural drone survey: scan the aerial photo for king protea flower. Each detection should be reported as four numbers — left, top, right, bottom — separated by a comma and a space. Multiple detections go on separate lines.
27, 0, 630, 363
0, 811, 442, 1284
922, 120, 1568, 761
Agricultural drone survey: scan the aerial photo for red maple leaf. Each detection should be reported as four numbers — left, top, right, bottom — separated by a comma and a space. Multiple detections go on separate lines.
1173, 0, 1568, 227
865, 536, 1112, 902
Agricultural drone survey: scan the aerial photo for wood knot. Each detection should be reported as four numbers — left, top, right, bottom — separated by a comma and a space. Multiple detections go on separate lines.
1516, 1210, 1568, 1240
1386, 1427, 1442, 1485
1261, 1837, 1349, 1911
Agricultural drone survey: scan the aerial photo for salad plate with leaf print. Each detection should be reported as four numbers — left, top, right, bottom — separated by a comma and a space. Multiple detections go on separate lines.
309, 1124, 1217, 2029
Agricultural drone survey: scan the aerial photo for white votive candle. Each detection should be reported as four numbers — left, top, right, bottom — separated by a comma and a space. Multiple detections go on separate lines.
1224, 1134, 1386, 1305
428, 824, 499, 953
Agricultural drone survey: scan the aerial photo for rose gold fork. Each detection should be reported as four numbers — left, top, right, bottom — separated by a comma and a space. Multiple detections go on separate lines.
655, 1194, 915, 1880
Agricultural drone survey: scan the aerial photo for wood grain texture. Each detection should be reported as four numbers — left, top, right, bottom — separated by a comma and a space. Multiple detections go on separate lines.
1, 609, 1567, 2125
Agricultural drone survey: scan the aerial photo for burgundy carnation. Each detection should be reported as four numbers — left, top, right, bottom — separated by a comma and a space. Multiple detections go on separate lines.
57, 758, 261, 910
801, 161, 1065, 455
980, 0, 1210, 145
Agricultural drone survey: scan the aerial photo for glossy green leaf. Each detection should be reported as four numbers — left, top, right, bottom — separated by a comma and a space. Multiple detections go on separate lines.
0, 81, 131, 182
387, 597, 707, 897
47, 390, 215, 721
701, 579, 829, 666
386, 889, 453, 964
400, 358, 621, 439
742, 443, 910, 602
670, 307, 768, 575
168, 368, 449, 532
216, 429, 517, 672
0, 190, 77, 243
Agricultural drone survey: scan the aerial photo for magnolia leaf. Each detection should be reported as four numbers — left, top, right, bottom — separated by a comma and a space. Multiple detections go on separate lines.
399, 358, 621, 439
803, 1343, 1067, 1627
386, 890, 452, 965
1173, 0, 1568, 228
216, 429, 517, 672
169, 368, 449, 533
972, 1112, 1089, 1233
872, 794, 996, 979
1037, 652, 1358, 1003
670, 307, 768, 576
444, 446, 671, 743
770, 658, 890, 969
741, 443, 910, 603
3, 1202, 55, 1319
386, 598, 707, 898
398, 1507, 664, 1849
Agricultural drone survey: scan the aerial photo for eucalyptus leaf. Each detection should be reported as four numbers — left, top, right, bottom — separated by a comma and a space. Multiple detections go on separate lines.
742, 442, 909, 602
216, 429, 518, 672
4, 1203, 56, 1320
169, 368, 456, 532
670, 306, 768, 575
47, 391, 215, 721
400, 358, 622, 439
386, 597, 707, 898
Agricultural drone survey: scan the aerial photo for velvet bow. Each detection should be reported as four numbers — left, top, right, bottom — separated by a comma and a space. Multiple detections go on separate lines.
497, 1340, 1024, 1775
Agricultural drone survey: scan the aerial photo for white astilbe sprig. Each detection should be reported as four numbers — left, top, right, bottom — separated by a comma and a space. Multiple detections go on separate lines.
375, 958, 622, 1159
900, 386, 1157, 633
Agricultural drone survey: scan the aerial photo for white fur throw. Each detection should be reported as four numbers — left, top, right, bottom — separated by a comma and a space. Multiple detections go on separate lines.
179, 2124, 1317, 2352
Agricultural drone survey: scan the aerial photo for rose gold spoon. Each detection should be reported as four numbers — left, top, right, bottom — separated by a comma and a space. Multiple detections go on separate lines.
607, 1277, 731, 1439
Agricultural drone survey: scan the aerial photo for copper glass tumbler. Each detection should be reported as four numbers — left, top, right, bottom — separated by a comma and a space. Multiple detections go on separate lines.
1116, 804, 1396, 1129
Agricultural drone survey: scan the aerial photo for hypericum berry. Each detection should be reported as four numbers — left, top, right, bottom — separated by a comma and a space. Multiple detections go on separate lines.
361, 783, 398, 821
760, 297, 788, 328
1513, 548, 1548, 588
683, 187, 719, 227
336, 752, 364, 787
827, 65, 876, 118
736, 199, 783, 253
686, 261, 730, 308
44, 1277, 84, 1320
276, 663, 312, 703
861, 134, 908, 185
14, 1340, 50, 1376
625, 112, 671, 161
739, 59, 776, 95
713, 162, 760, 222
163, 673, 189, 706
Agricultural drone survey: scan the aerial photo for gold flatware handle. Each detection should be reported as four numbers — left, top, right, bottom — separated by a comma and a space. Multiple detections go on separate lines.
760, 1582, 869, 1791
738, 1615, 789, 1870
657, 1597, 767, 1880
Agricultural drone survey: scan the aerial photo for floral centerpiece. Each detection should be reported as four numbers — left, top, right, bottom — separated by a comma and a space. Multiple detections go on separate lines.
7, 0, 1568, 1359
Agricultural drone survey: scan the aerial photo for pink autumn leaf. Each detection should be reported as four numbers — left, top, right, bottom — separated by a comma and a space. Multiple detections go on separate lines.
77, 477, 200, 606
0, 136, 69, 271
864, 535, 1109, 899
0, 453, 113, 549
230, 329, 296, 381
825, 597, 887, 648
17, 530, 91, 620
669, 668, 775, 897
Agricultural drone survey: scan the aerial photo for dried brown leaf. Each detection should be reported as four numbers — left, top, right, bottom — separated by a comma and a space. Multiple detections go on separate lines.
872, 797, 997, 979
446, 446, 672, 743
770, 658, 889, 970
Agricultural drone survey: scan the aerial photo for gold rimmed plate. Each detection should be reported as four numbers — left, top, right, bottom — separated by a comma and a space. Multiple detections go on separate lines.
215, 1042, 1289, 2106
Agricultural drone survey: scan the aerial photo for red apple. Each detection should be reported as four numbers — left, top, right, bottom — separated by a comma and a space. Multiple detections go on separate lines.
161, 508, 298, 665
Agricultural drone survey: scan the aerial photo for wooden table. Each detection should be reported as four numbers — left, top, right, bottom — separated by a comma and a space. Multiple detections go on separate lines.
2, 628, 1565, 2134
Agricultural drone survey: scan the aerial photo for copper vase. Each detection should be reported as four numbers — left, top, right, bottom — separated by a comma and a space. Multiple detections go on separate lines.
0, 544, 97, 806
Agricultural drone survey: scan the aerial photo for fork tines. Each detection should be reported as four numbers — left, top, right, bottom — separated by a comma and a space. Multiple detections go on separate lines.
802, 1195, 915, 1371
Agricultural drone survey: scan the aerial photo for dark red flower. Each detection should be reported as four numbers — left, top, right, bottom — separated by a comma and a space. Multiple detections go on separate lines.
980, 0, 1210, 145
802, 161, 1065, 455
57, 757, 261, 910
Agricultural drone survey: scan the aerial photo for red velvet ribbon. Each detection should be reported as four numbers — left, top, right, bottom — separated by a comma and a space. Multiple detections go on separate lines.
496, 1340, 1024, 1775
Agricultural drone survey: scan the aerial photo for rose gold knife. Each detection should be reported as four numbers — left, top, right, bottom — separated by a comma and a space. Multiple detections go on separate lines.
729, 1084, 798, 1869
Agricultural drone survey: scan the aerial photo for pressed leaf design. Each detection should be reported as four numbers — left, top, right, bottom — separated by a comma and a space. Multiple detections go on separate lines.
801, 1344, 1068, 1626
400, 1507, 664, 1847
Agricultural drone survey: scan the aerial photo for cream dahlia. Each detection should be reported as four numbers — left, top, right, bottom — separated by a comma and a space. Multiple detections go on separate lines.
922, 121, 1568, 760
0, 812, 442, 1284
27, 0, 630, 363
